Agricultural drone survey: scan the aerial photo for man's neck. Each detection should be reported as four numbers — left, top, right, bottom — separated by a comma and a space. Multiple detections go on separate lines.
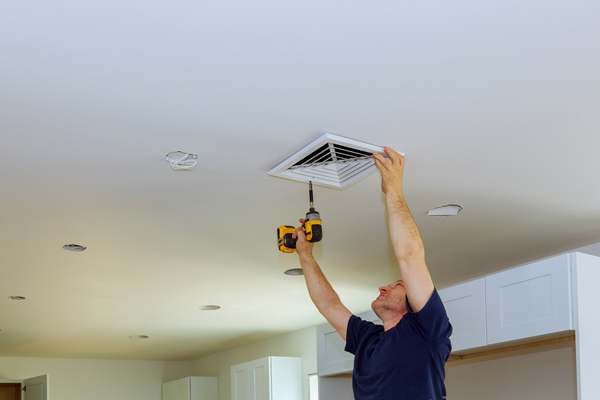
381, 311, 407, 332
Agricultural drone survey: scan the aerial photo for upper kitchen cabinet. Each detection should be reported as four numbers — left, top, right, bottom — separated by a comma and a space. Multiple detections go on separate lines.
317, 309, 381, 376
231, 356, 302, 400
485, 253, 573, 345
439, 278, 487, 352
162, 377, 218, 400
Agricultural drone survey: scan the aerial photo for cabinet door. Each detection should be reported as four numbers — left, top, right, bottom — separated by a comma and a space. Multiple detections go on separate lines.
231, 364, 249, 400
248, 358, 270, 400
163, 378, 189, 400
316, 322, 353, 376
316, 310, 382, 376
439, 278, 487, 352
486, 254, 573, 345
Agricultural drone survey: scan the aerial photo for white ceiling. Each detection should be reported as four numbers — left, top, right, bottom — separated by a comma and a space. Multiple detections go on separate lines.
1, 0, 599, 362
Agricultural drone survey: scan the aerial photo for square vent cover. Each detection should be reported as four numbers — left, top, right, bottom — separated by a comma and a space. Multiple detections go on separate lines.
268, 133, 389, 190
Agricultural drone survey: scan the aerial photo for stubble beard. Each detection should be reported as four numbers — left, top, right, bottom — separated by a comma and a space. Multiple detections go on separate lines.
371, 295, 404, 321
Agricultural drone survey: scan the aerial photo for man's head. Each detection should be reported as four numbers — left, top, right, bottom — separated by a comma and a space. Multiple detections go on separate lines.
371, 280, 409, 321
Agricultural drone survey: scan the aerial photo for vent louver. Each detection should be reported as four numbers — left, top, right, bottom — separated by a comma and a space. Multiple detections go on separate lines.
268, 133, 389, 190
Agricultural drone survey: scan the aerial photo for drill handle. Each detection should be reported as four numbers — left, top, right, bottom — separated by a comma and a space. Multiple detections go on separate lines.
303, 220, 323, 243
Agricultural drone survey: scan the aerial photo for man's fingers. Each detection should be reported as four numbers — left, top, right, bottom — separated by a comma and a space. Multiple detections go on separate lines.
294, 226, 306, 240
380, 147, 406, 175
384, 147, 403, 166
373, 152, 392, 172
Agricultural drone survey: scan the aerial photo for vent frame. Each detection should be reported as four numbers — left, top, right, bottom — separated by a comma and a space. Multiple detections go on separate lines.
268, 133, 390, 190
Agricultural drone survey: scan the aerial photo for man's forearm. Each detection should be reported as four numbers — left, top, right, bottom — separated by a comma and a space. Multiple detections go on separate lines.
374, 148, 434, 312
298, 253, 343, 313
385, 192, 425, 263
298, 252, 352, 339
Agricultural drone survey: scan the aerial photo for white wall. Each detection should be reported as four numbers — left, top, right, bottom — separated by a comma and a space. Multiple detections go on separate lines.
0, 326, 317, 400
0, 357, 191, 400
189, 307, 581, 400
191, 325, 317, 400
445, 341, 577, 399
2, 242, 593, 400
192, 324, 577, 400
0, 327, 578, 400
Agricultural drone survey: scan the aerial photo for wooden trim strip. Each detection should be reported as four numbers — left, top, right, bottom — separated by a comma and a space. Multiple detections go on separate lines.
447, 335, 575, 362
326, 336, 576, 377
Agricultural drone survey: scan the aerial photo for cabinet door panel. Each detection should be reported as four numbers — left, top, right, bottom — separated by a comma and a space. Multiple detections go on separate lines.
162, 378, 189, 400
439, 278, 487, 352
231, 365, 249, 400
486, 254, 572, 345
316, 309, 382, 376
316, 323, 353, 376
249, 359, 269, 400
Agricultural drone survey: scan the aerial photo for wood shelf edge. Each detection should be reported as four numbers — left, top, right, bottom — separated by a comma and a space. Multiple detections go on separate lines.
447, 335, 575, 362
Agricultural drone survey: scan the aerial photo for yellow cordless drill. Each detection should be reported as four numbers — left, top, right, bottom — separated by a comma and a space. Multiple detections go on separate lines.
277, 182, 323, 253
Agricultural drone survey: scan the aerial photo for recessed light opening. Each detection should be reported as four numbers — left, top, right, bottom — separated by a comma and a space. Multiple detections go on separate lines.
129, 335, 149, 339
284, 268, 304, 276
199, 305, 221, 311
63, 244, 87, 251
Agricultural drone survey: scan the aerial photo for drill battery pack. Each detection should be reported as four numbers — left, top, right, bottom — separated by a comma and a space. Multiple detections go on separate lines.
277, 226, 298, 253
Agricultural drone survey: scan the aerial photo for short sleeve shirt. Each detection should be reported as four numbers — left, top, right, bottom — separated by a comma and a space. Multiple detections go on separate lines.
345, 289, 452, 400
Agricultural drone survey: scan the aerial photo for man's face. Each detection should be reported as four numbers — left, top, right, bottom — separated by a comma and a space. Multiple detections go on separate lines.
371, 280, 407, 317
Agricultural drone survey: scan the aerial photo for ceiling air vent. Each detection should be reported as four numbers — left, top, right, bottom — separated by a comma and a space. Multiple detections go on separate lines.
268, 133, 388, 190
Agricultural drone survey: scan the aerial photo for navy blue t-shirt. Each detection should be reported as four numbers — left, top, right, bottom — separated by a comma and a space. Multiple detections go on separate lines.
345, 289, 452, 400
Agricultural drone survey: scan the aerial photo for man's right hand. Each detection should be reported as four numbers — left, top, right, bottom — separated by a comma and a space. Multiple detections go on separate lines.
293, 218, 315, 258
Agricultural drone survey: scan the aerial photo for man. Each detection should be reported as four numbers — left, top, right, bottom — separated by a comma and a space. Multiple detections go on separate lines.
293, 147, 452, 399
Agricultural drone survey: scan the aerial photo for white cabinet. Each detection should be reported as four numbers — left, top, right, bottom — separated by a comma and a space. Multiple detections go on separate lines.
486, 253, 573, 344
316, 323, 352, 376
162, 377, 218, 400
439, 278, 487, 352
440, 253, 576, 354
316, 309, 381, 376
571, 252, 600, 400
231, 356, 301, 400
231, 363, 249, 400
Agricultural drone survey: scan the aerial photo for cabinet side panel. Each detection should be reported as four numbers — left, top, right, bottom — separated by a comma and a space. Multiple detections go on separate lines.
270, 357, 302, 400
572, 253, 600, 400
190, 377, 218, 400
319, 377, 353, 400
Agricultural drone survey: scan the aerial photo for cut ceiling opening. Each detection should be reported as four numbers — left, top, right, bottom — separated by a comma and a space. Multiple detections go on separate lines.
166, 151, 198, 171
428, 204, 463, 217
269, 133, 392, 190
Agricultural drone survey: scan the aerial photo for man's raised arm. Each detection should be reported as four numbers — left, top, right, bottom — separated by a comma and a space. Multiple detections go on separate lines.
294, 222, 352, 340
374, 148, 434, 312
